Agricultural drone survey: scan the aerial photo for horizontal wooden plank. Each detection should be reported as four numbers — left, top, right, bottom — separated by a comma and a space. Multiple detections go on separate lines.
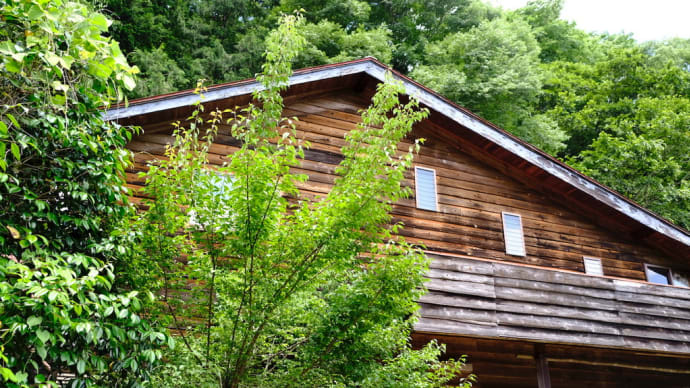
425, 278, 496, 299
493, 263, 617, 291
494, 277, 616, 300
418, 292, 496, 310
496, 312, 621, 335
426, 268, 494, 285
419, 304, 496, 325
496, 300, 621, 324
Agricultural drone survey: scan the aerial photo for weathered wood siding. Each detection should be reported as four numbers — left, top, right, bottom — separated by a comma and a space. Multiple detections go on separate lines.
416, 253, 690, 354
125, 90, 681, 282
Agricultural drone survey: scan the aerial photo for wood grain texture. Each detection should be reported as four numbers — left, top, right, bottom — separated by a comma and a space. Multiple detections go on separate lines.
416, 253, 690, 355
124, 90, 690, 358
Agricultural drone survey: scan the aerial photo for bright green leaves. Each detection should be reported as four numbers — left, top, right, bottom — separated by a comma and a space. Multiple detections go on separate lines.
26, 316, 42, 327
411, 15, 568, 154
131, 14, 464, 388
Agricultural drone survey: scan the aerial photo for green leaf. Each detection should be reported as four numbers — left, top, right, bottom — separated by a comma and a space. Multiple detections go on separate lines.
0, 367, 17, 382
76, 359, 86, 375
14, 371, 27, 384
122, 74, 136, 91
27, 316, 42, 327
6, 114, 20, 129
0, 121, 7, 136
26, 4, 43, 20
0, 41, 14, 54
4, 59, 21, 73
91, 14, 110, 31
36, 329, 50, 344
45, 52, 61, 67
10, 142, 20, 161
87, 62, 113, 79
36, 346, 47, 360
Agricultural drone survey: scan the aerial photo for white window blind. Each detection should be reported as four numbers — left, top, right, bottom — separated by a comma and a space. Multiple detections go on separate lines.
415, 167, 437, 211
583, 257, 604, 276
502, 212, 525, 256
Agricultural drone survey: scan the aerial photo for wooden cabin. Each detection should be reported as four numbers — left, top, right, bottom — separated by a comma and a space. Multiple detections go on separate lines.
107, 58, 690, 387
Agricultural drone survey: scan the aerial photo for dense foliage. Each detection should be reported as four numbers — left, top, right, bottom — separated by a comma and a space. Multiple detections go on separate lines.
98, 0, 690, 230
0, 0, 168, 386
121, 14, 473, 388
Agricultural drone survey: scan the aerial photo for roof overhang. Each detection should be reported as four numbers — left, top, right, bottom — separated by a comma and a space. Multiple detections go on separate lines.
106, 57, 690, 254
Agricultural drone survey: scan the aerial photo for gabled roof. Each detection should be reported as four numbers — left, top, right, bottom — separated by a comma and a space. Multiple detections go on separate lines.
106, 57, 690, 258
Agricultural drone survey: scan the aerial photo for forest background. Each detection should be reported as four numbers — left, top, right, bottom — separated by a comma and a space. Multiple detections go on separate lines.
99, 0, 690, 231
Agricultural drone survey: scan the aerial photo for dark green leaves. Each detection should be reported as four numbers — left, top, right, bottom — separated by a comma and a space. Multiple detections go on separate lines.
0, 1, 165, 387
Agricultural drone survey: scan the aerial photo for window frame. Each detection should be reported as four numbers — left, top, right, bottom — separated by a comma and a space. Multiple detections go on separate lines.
644, 263, 676, 286
414, 166, 438, 212
582, 256, 604, 276
501, 211, 526, 257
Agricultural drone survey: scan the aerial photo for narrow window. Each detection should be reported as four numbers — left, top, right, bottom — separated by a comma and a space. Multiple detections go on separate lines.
645, 264, 672, 285
502, 212, 525, 256
644, 264, 689, 287
415, 166, 437, 211
583, 257, 604, 276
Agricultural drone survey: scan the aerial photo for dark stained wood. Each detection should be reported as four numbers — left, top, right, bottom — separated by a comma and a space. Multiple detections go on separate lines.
534, 344, 552, 388
411, 334, 690, 388
125, 90, 686, 279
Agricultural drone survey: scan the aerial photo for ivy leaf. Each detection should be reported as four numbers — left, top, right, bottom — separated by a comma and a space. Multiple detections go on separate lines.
36, 330, 50, 344
36, 346, 47, 360
27, 316, 42, 327
26, 4, 43, 20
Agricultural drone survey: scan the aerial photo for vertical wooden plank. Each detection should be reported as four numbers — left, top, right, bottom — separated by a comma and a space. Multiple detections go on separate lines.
535, 344, 552, 388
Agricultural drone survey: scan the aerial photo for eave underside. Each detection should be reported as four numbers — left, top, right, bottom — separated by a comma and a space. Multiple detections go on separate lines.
411, 333, 690, 388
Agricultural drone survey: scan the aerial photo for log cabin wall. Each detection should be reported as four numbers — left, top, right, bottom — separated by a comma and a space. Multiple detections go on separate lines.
124, 89, 683, 284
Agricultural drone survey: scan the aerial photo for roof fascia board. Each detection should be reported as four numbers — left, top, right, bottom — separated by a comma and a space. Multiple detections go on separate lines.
103, 61, 374, 121
362, 64, 690, 248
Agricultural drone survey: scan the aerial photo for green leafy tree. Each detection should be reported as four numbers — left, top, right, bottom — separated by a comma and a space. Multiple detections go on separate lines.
0, 0, 169, 386
125, 14, 473, 388
411, 15, 568, 153
570, 97, 690, 229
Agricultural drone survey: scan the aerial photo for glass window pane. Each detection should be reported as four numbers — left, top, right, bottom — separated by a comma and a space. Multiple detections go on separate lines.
647, 266, 671, 285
